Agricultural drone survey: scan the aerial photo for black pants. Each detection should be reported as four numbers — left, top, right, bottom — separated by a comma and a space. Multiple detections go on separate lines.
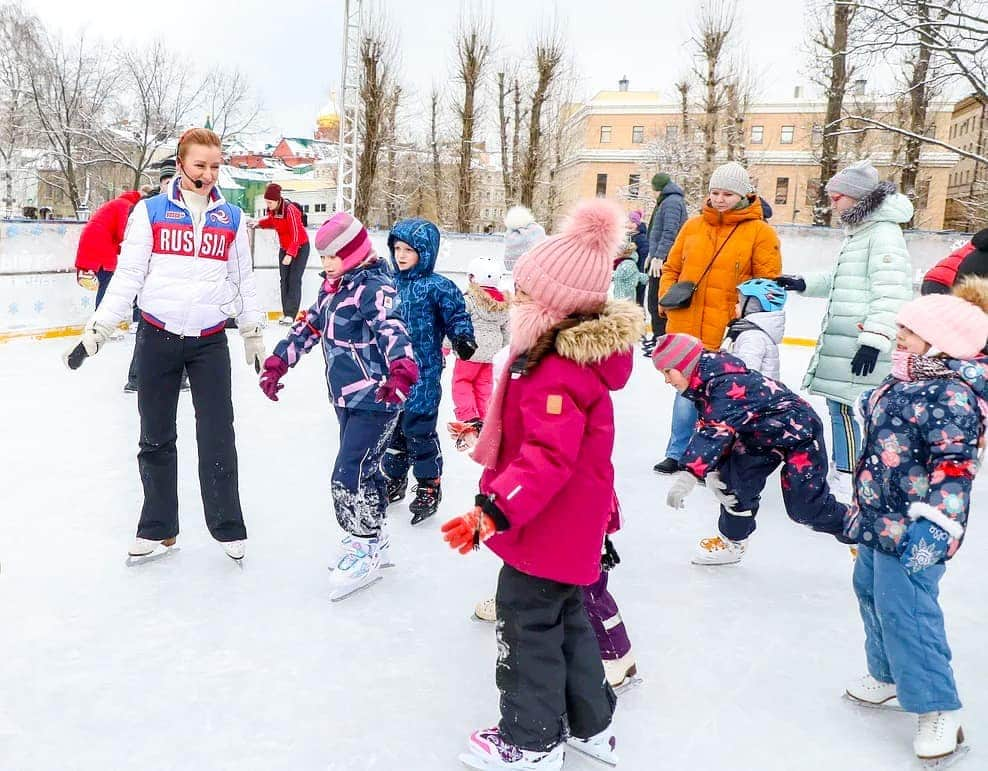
646, 275, 665, 338
135, 322, 246, 542
381, 410, 442, 481
279, 242, 310, 318
333, 407, 399, 537
496, 564, 616, 752
127, 314, 187, 390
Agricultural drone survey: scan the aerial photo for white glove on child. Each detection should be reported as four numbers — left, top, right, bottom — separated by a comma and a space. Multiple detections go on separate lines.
706, 471, 739, 510
240, 324, 265, 372
666, 470, 699, 509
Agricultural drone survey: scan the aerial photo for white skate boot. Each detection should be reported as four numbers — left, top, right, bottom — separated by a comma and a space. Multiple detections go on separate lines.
329, 535, 382, 602
222, 540, 246, 561
473, 596, 497, 622
844, 674, 899, 708
603, 651, 640, 693
691, 535, 747, 565
566, 727, 618, 766
460, 727, 564, 770
828, 467, 854, 504
329, 528, 392, 571
126, 537, 177, 565
915, 711, 967, 763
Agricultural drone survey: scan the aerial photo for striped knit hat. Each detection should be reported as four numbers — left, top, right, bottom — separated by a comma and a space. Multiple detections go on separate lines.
651, 334, 704, 380
314, 212, 373, 272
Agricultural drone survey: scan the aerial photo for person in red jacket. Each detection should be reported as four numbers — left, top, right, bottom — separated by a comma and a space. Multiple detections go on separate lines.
922, 229, 988, 295
249, 183, 310, 324
441, 199, 643, 770
74, 189, 143, 307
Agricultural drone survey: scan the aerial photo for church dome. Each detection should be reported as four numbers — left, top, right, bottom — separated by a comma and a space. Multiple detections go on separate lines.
317, 91, 340, 129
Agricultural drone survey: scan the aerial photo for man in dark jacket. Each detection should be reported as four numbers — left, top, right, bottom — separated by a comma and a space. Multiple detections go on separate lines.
921, 229, 988, 295
643, 173, 688, 353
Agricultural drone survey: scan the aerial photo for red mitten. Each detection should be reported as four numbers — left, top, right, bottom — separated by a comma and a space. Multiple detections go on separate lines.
441, 507, 497, 555
259, 355, 289, 401
376, 357, 419, 404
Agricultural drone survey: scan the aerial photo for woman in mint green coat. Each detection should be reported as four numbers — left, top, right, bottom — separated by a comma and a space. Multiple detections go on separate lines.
776, 162, 914, 495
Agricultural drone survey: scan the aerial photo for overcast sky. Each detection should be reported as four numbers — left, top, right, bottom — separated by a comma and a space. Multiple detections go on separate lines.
26, 0, 832, 143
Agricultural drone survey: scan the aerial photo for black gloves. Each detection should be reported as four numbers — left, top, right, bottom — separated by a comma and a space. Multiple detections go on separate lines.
850, 345, 880, 376
774, 275, 806, 292
454, 338, 478, 360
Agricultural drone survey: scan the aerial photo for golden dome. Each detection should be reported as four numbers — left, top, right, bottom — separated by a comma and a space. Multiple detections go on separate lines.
317, 91, 340, 129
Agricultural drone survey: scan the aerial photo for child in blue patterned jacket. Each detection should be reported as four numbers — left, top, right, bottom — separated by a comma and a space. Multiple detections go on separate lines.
259, 212, 418, 601
382, 218, 476, 526
842, 278, 988, 764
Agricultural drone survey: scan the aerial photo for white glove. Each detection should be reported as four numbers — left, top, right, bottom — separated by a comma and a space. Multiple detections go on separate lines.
240, 324, 265, 372
649, 258, 664, 278
707, 471, 739, 510
666, 470, 699, 510
81, 317, 114, 356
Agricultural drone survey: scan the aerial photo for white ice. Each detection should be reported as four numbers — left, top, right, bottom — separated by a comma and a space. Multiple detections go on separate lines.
1, 329, 985, 771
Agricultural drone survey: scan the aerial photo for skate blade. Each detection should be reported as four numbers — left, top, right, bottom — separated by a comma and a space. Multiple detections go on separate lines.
842, 692, 904, 712
689, 558, 742, 566
227, 555, 244, 570
471, 613, 496, 623
565, 740, 619, 767
125, 547, 179, 566
329, 575, 383, 602
920, 745, 970, 769
613, 675, 644, 696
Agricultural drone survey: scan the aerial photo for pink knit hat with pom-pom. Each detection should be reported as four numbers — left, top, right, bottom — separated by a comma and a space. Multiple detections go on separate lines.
314, 211, 373, 272
513, 198, 624, 317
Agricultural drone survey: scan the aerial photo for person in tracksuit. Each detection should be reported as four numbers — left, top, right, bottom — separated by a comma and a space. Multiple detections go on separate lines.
382, 218, 476, 525
259, 212, 418, 600
250, 182, 310, 324
65, 128, 265, 563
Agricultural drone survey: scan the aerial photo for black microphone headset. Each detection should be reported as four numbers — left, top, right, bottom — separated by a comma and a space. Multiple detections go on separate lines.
178, 161, 205, 189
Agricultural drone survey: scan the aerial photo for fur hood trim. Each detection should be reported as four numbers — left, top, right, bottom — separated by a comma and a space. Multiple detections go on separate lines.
840, 181, 900, 226
467, 282, 511, 313
953, 275, 988, 312
554, 300, 645, 365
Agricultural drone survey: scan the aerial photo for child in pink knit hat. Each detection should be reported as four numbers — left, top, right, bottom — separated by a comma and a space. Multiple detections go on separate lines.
258, 212, 419, 601
440, 199, 644, 769
841, 277, 988, 763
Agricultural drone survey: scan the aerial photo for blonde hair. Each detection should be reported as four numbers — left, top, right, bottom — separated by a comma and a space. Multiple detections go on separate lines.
177, 128, 221, 160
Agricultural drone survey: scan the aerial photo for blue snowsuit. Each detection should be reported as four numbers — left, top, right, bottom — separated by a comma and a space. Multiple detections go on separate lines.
679, 351, 848, 542
844, 356, 986, 714
383, 218, 475, 482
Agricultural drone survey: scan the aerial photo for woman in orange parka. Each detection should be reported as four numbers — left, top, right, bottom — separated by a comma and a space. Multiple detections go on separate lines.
652, 161, 781, 476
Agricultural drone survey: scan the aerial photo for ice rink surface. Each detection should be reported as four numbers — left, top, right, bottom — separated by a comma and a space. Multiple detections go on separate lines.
1, 330, 984, 770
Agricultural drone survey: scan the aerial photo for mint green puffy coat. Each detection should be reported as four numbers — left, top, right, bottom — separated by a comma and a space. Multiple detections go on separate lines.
801, 191, 915, 406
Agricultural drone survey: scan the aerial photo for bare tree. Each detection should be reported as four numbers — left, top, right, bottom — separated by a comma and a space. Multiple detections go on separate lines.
453, 11, 491, 232
0, 3, 41, 217
200, 66, 264, 143
354, 15, 396, 222
429, 86, 446, 225
519, 25, 564, 208
691, 0, 736, 183
675, 78, 692, 137
496, 68, 514, 204
383, 84, 402, 227
634, 131, 705, 215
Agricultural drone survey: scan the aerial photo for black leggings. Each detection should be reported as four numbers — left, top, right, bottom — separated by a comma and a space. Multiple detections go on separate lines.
279, 242, 310, 318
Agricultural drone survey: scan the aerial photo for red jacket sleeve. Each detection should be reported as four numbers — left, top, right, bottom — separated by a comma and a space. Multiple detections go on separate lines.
75, 198, 129, 272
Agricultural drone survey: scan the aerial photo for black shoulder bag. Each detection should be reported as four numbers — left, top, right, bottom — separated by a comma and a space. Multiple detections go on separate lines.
659, 224, 741, 310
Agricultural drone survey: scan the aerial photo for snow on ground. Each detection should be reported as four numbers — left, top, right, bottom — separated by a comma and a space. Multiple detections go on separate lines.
1, 330, 985, 771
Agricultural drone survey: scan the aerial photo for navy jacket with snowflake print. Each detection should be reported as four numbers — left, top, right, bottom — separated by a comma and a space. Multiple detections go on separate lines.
388, 218, 475, 415
843, 356, 988, 562
678, 351, 821, 479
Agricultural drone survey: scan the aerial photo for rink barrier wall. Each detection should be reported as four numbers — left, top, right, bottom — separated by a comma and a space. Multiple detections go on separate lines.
0, 219, 969, 343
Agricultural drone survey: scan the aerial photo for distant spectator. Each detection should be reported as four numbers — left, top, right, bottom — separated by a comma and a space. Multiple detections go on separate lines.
921, 229, 988, 295
643, 173, 688, 352
74, 189, 143, 307
250, 183, 310, 324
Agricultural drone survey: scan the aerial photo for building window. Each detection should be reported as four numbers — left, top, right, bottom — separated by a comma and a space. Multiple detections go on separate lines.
596, 173, 608, 197
628, 174, 640, 197
599, 125, 612, 143
750, 125, 764, 144
780, 125, 795, 144
916, 179, 931, 210
632, 125, 645, 144
666, 124, 679, 141
314, 203, 327, 213
775, 177, 790, 205
303, 204, 311, 212
805, 178, 821, 206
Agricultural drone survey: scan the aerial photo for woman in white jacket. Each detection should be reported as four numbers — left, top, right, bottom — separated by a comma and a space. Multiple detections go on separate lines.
65, 128, 266, 563
777, 162, 914, 497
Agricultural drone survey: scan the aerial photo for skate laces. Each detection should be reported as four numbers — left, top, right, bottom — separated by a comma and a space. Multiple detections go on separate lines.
337, 537, 378, 572
700, 536, 728, 551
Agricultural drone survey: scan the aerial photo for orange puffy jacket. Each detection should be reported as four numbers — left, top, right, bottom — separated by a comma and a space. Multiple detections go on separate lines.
659, 197, 781, 350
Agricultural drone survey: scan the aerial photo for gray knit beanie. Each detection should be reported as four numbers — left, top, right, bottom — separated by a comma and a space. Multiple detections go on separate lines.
708, 162, 754, 197
503, 206, 547, 270
825, 160, 881, 199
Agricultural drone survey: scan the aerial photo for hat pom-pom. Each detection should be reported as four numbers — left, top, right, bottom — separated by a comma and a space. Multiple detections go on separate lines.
561, 198, 625, 258
504, 205, 536, 231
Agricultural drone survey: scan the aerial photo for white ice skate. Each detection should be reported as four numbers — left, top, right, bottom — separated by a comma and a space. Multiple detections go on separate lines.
603, 651, 641, 694
566, 727, 618, 766
126, 537, 177, 565
844, 674, 900, 709
222, 540, 246, 562
473, 596, 497, 623
329, 528, 392, 571
329, 536, 382, 602
460, 727, 564, 770
828, 467, 854, 504
691, 535, 747, 565
278, 315, 293, 325
915, 711, 968, 766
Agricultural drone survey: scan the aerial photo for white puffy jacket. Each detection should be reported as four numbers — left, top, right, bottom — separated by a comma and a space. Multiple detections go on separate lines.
723, 310, 785, 381
93, 181, 262, 336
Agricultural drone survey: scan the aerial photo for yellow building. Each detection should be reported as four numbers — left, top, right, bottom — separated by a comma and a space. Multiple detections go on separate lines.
944, 94, 988, 231
558, 87, 960, 230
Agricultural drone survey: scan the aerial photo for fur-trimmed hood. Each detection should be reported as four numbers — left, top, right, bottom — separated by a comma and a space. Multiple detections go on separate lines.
841, 181, 914, 229
554, 300, 646, 367
467, 282, 510, 316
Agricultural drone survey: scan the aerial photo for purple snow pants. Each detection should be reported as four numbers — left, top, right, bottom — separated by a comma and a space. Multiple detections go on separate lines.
582, 571, 631, 660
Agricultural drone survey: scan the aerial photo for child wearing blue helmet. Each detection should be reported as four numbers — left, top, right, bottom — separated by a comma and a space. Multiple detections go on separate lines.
722, 278, 787, 380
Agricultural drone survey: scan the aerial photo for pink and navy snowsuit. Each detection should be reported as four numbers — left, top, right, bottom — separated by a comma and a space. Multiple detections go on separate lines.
679, 351, 849, 543
272, 261, 414, 536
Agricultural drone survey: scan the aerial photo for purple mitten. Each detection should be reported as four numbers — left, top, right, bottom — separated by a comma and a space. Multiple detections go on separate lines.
259, 355, 289, 401
376, 358, 419, 404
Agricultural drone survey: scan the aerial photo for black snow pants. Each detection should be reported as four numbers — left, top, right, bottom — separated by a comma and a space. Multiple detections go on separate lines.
279, 242, 310, 319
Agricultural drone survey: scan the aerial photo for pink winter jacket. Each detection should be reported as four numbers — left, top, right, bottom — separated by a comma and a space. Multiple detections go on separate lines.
480, 302, 643, 586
